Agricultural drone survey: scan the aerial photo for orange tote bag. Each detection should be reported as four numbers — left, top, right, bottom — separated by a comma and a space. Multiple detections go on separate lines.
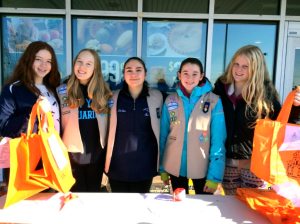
5, 102, 75, 208
236, 188, 300, 224
250, 90, 300, 186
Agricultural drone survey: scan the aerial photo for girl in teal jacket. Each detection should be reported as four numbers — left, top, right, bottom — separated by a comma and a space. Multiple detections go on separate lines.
159, 57, 226, 194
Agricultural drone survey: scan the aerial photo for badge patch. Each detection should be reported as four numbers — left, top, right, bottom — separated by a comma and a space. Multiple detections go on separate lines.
203, 102, 210, 113
107, 99, 114, 108
167, 101, 178, 111
199, 131, 209, 142
57, 85, 67, 94
156, 108, 161, 118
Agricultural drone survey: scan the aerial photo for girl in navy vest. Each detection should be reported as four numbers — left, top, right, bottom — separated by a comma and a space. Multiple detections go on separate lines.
105, 57, 163, 193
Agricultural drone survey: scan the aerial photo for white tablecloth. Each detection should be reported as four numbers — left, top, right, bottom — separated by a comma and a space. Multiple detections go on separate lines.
0, 192, 270, 223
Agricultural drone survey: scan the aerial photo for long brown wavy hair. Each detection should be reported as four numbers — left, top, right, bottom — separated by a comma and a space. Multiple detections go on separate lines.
6, 41, 61, 95
66, 48, 112, 114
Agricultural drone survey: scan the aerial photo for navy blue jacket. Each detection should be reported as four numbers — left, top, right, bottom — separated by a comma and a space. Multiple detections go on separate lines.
0, 82, 38, 138
213, 79, 281, 159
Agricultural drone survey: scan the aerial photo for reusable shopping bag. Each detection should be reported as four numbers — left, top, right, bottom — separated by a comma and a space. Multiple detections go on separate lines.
250, 89, 300, 186
236, 188, 300, 224
4, 102, 75, 208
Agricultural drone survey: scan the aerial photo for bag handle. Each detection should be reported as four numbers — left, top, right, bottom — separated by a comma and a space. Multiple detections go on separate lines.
26, 102, 38, 136
26, 101, 55, 137
36, 102, 55, 133
277, 89, 296, 123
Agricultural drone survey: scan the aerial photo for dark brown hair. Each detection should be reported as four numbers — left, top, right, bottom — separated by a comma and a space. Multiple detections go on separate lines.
6, 41, 61, 95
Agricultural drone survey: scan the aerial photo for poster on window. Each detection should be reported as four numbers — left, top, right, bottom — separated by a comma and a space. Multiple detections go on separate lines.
2, 16, 66, 80
72, 18, 137, 89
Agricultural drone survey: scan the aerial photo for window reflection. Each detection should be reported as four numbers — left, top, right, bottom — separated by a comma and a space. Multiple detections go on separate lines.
142, 20, 207, 93
293, 49, 300, 87
72, 18, 137, 89
2, 16, 66, 82
211, 22, 277, 84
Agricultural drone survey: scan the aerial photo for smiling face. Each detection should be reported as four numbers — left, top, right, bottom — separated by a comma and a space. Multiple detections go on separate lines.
32, 49, 52, 84
232, 55, 250, 86
123, 59, 146, 89
74, 50, 95, 85
178, 62, 204, 94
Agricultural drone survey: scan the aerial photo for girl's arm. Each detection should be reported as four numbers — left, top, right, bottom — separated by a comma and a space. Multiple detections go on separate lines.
0, 86, 29, 138
206, 99, 227, 185
159, 103, 170, 184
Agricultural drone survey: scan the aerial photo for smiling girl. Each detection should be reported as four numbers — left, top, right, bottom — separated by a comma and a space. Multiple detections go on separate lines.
213, 45, 281, 195
105, 57, 163, 193
0, 41, 61, 188
57, 48, 112, 192
159, 57, 226, 194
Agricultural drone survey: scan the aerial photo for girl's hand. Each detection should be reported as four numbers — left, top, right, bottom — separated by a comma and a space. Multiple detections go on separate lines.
37, 97, 51, 131
294, 86, 300, 107
38, 96, 52, 113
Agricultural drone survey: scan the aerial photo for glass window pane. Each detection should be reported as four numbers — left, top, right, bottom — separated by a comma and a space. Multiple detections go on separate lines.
0, 0, 65, 9
211, 22, 277, 84
71, 0, 137, 11
292, 49, 300, 87
2, 16, 66, 82
215, 0, 280, 15
72, 18, 137, 90
143, 0, 208, 13
287, 0, 300, 16
142, 20, 207, 93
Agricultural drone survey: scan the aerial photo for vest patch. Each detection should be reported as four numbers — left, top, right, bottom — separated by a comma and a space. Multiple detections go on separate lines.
169, 111, 180, 125
107, 99, 114, 108
156, 108, 161, 119
203, 102, 210, 113
167, 101, 178, 111
199, 131, 209, 142
57, 85, 67, 94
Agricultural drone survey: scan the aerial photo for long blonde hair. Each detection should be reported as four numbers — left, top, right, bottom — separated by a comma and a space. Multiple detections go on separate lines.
66, 49, 112, 114
219, 45, 279, 121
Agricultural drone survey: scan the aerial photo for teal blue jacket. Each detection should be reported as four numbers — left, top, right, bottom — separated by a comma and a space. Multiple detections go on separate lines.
159, 81, 227, 182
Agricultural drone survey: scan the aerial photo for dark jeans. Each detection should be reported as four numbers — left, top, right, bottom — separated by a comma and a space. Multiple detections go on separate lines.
170, 174, 212, 195
109, 178, 153, 193
70, 157, 105, 192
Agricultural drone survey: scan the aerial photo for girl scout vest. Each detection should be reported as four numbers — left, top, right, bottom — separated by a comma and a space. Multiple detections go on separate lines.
57, 84, 108, 153
163, 91, 219, 179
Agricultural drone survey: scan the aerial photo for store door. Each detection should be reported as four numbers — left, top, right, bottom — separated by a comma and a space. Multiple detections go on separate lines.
283, 22, 300, 100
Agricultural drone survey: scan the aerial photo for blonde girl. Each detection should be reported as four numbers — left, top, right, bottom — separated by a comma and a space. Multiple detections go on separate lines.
57, 48, 112, 192
213, 45, 281, 195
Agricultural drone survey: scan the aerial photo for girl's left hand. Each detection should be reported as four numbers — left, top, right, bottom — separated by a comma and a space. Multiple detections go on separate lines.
38, 96, 52, 113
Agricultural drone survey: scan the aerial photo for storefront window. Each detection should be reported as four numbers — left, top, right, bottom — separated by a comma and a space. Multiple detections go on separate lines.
211, 22, 277, 84
0, 0, 64, 9
287, 0, 300, 16
215, 0, 280, 15
71, 0, 137, 11
72, 18, 137, 89
142, 20, 207, 93
2, 16, 66, 82
143, 0, 208, 13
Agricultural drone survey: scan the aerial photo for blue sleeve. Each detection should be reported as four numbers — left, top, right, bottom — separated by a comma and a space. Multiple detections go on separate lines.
0, 86, 28, 137
206, 98, 227, 183
159, 102, 170, 173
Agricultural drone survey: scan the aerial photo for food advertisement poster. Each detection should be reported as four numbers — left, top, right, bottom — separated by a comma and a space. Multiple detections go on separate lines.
2, 16, 66, 80
73, 18, 137, 89
143, 21, 207, 92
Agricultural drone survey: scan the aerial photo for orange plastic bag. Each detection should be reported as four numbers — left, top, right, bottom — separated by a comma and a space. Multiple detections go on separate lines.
4, 102, 75, 208
251, 89, 300, 186
236, 188, 300, 224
